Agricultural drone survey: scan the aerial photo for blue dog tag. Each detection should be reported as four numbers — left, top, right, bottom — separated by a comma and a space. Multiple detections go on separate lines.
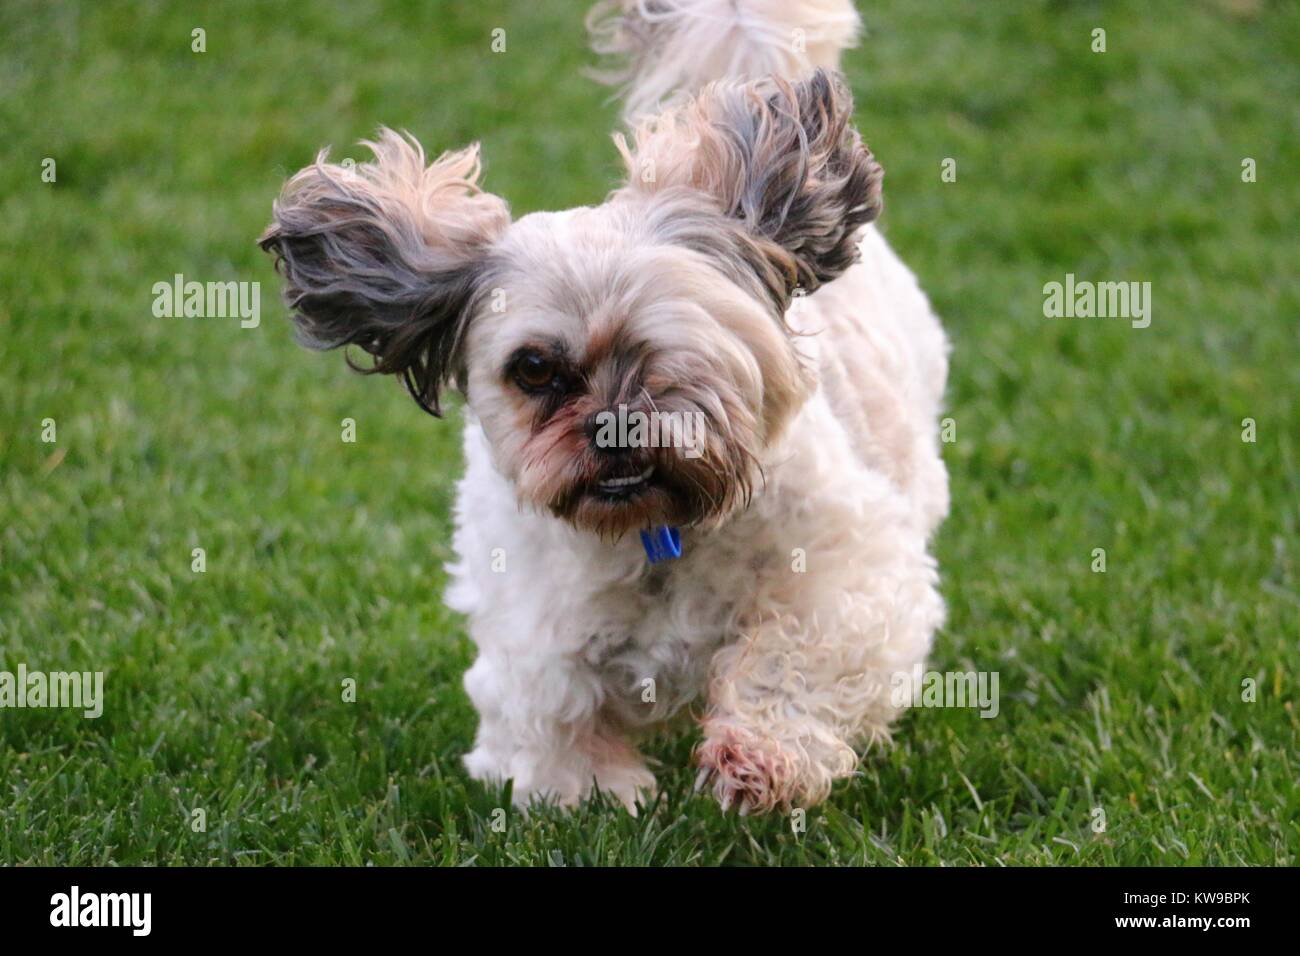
640, 525, 682, 563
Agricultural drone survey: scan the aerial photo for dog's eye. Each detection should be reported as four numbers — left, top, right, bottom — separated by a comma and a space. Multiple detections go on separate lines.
512, 350, 559, 393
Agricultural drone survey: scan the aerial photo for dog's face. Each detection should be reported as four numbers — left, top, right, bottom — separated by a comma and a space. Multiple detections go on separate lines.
261, 70, 881, 536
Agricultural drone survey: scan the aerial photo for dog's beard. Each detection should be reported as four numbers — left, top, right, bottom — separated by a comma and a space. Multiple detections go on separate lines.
514, 391, 758, 538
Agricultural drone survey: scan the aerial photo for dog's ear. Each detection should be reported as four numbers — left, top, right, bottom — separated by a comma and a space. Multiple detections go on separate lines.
614, 69, 880, 309
259, 129, 510, 416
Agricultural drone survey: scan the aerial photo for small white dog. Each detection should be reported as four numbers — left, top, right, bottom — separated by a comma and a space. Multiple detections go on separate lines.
260, 0, 948, 814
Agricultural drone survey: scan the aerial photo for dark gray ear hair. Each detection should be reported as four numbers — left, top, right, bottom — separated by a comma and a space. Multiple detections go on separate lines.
615, 69, 882, 308
259, 130, 510, 416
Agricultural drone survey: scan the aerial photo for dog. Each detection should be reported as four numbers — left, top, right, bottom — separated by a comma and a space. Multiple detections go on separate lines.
259, 0, 949, 814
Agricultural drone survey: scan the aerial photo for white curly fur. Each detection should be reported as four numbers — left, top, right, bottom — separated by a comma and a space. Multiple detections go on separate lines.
588, 0, 863, 121
449, 223, 949, 813
437, 1, 950, 815
266, 0, 949, 815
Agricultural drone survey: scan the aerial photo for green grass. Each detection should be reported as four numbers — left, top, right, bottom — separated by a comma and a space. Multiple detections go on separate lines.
1, 0, 1296, 865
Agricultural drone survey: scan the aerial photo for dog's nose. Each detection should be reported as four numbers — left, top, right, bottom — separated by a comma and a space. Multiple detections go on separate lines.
585, 410, 632, 457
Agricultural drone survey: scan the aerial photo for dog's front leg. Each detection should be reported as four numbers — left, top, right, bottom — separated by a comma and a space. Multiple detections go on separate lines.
462, 651, 656, 813
696, 521, 944, 814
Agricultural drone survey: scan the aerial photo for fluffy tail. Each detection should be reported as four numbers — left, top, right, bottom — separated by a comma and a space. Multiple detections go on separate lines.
587, 0, 861, 120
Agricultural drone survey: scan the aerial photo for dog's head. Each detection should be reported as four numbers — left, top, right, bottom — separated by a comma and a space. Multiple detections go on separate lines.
260, 70, 881, 537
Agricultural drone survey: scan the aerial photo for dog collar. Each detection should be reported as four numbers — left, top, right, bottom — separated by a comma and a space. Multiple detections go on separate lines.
640, 525, 682, 563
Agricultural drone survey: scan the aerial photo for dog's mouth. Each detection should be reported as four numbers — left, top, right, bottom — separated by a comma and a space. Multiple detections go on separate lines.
594, 464, 655, 500
545, 449, 742, 537
537, 424, 748, 535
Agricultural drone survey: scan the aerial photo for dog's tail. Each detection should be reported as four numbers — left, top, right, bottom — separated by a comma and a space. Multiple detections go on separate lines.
587, 0, 861, 120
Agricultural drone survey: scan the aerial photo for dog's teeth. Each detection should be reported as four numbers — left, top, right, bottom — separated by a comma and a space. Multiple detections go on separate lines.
694, 767, 713, 793
599, 465, 655, 489
719, 791, 734, 813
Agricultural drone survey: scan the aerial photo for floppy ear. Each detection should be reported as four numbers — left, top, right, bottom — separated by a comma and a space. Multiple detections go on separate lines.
614, 69, 880, 309
259, 129, 510, 416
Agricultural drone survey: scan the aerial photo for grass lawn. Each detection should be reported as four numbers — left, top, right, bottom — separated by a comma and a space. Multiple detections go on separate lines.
0, 0, 1296, 865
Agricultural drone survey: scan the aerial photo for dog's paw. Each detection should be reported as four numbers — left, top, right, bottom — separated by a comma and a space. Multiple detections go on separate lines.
591, 760, 658, 816
694, 726, 798, 815
466, 739, 656, 816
